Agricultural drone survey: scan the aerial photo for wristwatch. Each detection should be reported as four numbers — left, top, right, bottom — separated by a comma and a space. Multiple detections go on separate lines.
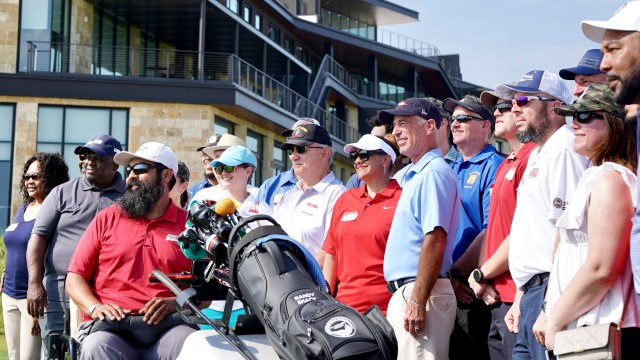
471, 267, 486, 284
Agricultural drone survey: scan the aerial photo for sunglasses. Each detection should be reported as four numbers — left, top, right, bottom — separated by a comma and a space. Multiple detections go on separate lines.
349, 150, 387, 162
451, 115, 486, 123
511, 96, 556, 107
573, 112, 605, 124
126, 162, 166, 175
287, 145, 325, 155
22, 173, 42, 181
78, 153, 109, 163
496, 102, 512, 114
212, 164, 238, 175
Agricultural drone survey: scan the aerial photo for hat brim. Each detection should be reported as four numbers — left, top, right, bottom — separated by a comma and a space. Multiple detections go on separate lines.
559, 66, 602, 80
75, 145, 110, 156
480, 91, 501, 106
495, 84, 548, 99
281, 139, 314, 149
343, 142, 396, 163
281, 129, 294, 137
74, 145, 83, 155
202, 145, 231, 158
210, 158, 245, 168
113, 151, 140, 167
378, 109, 416, 124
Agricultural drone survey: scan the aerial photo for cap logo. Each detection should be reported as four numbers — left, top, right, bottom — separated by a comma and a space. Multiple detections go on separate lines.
583, 59, 598, 67
290, 126, 309, 139
88, 139, 104, 145
521, 74, 534, 81
421, 109, 429, 116
398, 101, 408, 106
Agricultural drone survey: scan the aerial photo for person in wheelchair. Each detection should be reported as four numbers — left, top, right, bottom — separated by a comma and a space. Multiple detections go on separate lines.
65, 142, 198, 359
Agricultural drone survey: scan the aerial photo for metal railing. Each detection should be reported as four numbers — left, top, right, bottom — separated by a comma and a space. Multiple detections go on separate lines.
307, 55, 376, 106
25, 41, 360, 144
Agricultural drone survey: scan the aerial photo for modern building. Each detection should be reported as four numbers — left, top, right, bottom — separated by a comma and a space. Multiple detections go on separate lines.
0, 0, 485, 229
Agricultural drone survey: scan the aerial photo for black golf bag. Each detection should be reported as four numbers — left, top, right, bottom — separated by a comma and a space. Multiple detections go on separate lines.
178, 201, 397, 360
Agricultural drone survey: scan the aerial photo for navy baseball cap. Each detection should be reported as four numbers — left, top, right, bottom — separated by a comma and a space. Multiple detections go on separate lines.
74, 135, 122, 156
378, 98, 442, 128
281, 124, 332, 149
559, 49, 604, 80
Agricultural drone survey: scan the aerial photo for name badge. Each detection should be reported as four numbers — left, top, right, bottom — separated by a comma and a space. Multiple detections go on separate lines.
5, 223, 18, 232
165, 234, 179, 242
341, 212, 358, 222
505, 168, 516, 181
273, 193, 284, 206
300, 202, 318, 216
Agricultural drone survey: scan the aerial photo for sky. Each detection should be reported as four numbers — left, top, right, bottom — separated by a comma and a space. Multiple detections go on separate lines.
383, 0, 627, 90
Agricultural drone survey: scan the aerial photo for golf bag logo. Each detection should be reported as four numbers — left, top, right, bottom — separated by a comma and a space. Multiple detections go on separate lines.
325, 316, 356, 338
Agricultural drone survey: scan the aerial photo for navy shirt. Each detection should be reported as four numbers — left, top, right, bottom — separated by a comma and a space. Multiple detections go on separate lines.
2, 204, 33, 298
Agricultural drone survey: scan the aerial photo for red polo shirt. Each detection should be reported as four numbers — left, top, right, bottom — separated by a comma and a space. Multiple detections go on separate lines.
322, 180, 402, 314
485, 142, 536, 302
69, 203, 191, 320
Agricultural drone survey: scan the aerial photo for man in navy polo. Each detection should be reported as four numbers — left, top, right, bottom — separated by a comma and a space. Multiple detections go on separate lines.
558, 49, 607, 97
444, 95, 504, 360
379, 98, 460, 360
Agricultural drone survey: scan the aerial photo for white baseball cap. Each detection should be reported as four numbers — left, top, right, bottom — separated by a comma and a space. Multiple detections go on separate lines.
343, 134, 396, 163
114, 142, 179, 175
582, 1, 640, 42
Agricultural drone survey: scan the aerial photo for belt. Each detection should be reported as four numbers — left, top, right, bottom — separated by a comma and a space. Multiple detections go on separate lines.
387, 273, 450, 294
522, 272, 550, 293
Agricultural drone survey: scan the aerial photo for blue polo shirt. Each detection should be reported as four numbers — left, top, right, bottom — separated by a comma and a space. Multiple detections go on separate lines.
449, 144, 504, 262
384, 148, 460, 281
257, 168, 297, 207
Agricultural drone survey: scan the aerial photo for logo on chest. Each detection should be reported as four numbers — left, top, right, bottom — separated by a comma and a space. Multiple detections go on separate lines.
464, 171, 480, 188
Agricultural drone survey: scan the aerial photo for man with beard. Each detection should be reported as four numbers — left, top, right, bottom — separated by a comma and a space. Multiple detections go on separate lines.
187, 135, 221, 202
66, 142, 194, 359
581, 0, 640, 293
26, 134, 125, 357
495, 71, 589, 359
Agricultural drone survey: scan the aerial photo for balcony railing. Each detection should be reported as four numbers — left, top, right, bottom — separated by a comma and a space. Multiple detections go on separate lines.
26, 41, 359, 144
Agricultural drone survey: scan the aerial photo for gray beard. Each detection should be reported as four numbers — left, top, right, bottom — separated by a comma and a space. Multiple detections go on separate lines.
515, 114, 552, 144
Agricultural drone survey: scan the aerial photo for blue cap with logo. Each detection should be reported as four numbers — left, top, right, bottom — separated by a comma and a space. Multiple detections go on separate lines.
378, 98, 443, 128
211, 145, 257, 168
495, 70, 572, 105
74, 134, 122, 157
559, 49, 604, 80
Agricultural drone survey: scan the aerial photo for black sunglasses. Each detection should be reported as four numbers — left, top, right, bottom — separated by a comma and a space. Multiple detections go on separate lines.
22, 173, 42, 181
287, 145, 325, 155
349, 150, 387, 162
126, 162, 166, 175
451, 115, 486, 123
573, 112, 605, 124
496, 102, 512, 114
213, 164, 238, 175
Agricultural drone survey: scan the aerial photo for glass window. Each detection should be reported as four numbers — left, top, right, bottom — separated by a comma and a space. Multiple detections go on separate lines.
272, 141, 287, 177
226, 0, 240, 14
267, 24, 280, 44
284, 36, 294, 54
246, 130, 263, 185
37, 105, 129, 180
214, 116, 235, 135
243, 5, 252, 23
0, 104, 15, 230
254, 13, 262, 31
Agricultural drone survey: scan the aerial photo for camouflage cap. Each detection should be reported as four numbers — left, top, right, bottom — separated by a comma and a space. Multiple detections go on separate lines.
554, 83, 625, 118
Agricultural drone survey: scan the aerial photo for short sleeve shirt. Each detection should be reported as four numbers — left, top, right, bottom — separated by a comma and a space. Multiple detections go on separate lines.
322, 180, 402, 313
449, 144, 504, 262
272, 172, 346, 255
32, 174, 125, 300
68, 203, 192, 321
509, 125, 589, 288
384, 148, 461, 281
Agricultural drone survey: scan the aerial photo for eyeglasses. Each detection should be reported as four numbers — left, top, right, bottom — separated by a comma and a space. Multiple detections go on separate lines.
78, 153, 108, 163
125, 162, 166, 175
496, 102, 512, 114
511, 96, 556, 107
287, 145, 325, 155
212, 164, 238, 175
349, 150, 387, 162
22, 173, 42, 181
573, 112, 605, 124
451, 115, 486, 123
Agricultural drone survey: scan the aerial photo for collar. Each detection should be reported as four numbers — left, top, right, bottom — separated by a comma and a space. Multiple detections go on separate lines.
358, 179, 401, 199
81, 172, 125, 193
445, 147, 461, 163
279, 168, 297, 186
508, 142, 536, 161
457, 144, 497, 164
296, 172, 338, 194
410, 148, 442, 175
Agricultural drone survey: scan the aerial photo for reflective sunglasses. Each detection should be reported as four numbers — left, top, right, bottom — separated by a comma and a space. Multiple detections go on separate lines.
349, 150, 387, 162
212, 164, 238, 175
573, 112, 604, 124
287, 145, 325, 156
451, 114, 486, 123
511, 96, 556, 107
496, 102, 512, 114
22, 173, 42, 181
126, 162, 166, 175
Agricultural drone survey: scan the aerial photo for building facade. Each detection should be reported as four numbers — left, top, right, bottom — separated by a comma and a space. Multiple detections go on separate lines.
0, 0, 480, 229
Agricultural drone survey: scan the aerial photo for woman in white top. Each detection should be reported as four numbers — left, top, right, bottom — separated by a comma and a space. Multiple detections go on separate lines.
542, 83, 639, 356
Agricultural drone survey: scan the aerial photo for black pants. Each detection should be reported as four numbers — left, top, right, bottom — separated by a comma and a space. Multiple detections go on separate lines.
449, 298, 491, 360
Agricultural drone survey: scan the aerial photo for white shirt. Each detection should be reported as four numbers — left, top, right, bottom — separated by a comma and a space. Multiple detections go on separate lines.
272, 172, 346, 255
190, 185, 268, 217
509, 125, 589, 289
547, 163, 640, 328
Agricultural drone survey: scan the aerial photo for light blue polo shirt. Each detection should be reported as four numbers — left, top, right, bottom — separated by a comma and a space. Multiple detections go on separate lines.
449, 144, 504, 262
384, 148, 461, 281
257, 168, 297, 207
